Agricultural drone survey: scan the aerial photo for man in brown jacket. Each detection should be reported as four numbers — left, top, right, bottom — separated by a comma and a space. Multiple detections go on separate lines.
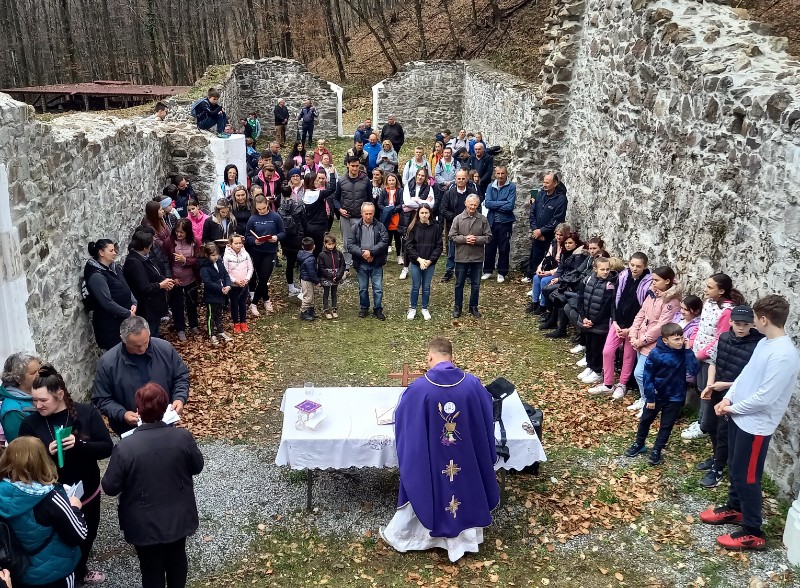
448, 194, 492, 318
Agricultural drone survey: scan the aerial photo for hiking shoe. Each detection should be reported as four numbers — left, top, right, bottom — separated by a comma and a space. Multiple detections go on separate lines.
240, 323, 249, 332
716, 531, 766, 551
588, 384, 613, 395
681, 421, 705, 439
331, 308, 338, 318
407, 308, 416, 320
699, 469, 724, 488
249, 303, 260, 317
700, 506, 744, 525
570, 344, 586, 354
359, 308, 369, 318
481, 273, 492, 280
695, 457, 715, 471
576, 356, 587, 367
210, 335, 219, 346
497, 274, 505, 283
399, 267, 409, 280
647, 449, 663, 466
627, 397, 645, 411
578, 367, 593, 380
624, 442, 647, 457
233, 324, 242, 334
374, 308, 386, 321
421, 309, 431, 321
177, 331, 187, 342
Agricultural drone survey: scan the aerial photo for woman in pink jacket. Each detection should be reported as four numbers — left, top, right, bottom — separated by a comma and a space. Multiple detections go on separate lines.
628, 266, 683, 414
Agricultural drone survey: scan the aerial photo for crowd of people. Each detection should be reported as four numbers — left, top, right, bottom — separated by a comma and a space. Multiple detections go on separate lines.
0, 87, 798, 588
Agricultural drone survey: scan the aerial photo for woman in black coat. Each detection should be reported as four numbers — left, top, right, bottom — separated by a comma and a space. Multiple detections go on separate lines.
404, 203, 442, 320
84, 239, 136, 350
302, 171, 335, 256
102, 383, 204, 588
19, 364, 113, 586
123, 227, 174, 337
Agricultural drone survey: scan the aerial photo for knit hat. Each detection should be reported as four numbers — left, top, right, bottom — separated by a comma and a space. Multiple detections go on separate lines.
287, 168, 302, 178
730, 305, 754, 323
159, 197, 173, 209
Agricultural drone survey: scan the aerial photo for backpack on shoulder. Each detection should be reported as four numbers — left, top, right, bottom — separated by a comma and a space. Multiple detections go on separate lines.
190, 98, 205, 119
79, 275, 97, 313
0, 512, 56, 580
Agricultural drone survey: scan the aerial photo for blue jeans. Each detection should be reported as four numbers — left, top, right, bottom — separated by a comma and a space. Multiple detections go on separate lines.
445, 239, 456, 274
533, 274, 554, 306
634, 352, 647, 394
454, 261, 483, 310
483, 221, 513, 276
528, 237, 552, 279
357, 264, 383, 310
409, 263, 435, 309
198, 111, 228, 134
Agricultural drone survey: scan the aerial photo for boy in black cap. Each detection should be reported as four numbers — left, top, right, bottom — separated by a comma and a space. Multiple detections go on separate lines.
695, 305, 763, 487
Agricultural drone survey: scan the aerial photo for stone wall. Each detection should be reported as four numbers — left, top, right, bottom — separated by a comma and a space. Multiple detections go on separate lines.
221, 58, 344, 141
559, 0, 800, 497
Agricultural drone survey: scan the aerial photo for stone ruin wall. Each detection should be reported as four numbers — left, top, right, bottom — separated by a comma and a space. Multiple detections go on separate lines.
560, 0, 800, 497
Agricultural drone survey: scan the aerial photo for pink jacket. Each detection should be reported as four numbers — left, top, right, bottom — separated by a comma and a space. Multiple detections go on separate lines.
223, 246, 254, 284
629, 282, 682, 356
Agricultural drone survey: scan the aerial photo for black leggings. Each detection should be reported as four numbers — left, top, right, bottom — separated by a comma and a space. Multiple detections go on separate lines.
323, 285, 338, 309
285, 251, 298, 286
75, 489, 102, 580
251, 251, 276, 303
134, 537, 188, 588
388, 230, 402, 252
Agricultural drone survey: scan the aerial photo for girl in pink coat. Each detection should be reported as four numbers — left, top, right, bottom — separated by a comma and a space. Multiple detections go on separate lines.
628, 266, 683, 414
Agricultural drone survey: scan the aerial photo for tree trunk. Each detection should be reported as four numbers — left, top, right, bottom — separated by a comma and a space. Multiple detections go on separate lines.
412, 0, 428, 59
323, 0, 346, 81
99, 0, 119, 79
245, 0, 261, 59
375, 5, 404, 63
341, 0, 398, 74
333, 0, 351, 58
278, 0, 293, 56
59, 0, 80, 82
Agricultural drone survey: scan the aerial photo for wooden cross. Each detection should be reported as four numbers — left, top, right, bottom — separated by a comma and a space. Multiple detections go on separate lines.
388, 363, 424, 386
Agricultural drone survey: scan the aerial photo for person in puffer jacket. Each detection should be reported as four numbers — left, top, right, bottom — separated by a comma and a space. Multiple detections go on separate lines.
297, 238, 320, 321
317, 233, 346, 319
199, 243, 233, 345
223, 235, 254, 334
628, 266, 683, 413
573, 257, 617, 386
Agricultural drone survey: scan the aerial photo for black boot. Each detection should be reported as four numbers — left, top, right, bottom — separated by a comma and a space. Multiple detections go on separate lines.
539, 313, 557, 330
539, 310, 551, 323
531, 304, 544, 315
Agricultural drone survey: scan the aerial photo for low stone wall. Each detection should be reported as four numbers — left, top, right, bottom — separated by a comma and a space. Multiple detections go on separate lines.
559, 0, 800, 497
221, 58, 344, 141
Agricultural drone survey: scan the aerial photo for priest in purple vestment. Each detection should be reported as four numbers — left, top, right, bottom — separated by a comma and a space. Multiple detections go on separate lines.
380, 337, 499, 561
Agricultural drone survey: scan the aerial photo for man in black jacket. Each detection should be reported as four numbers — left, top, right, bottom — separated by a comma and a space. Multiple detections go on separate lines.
92, 316, 190, 436
273, 99, 290, 147
527, 173, 568, 281
334, 158, 371, 269
347, 203, 390, 320
297, 98, 319, 147
466, 142, 494, 194
380, 115, 405, 155
439, 169, 478, 282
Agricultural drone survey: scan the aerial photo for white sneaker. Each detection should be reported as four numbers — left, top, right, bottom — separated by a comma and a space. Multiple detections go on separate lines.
681, 421, 705, 440
264, 300, 274, 312
578, 368, 593, 380
399, 267, 409, 280
611, 384, 626, 400
407, 308, 416, 320
527, 289, 534, 297
481, 273, 492, 280
576, 356, 587, 367
288, 283, 300, 295
627, 397, 644, 411
210, 335, 219, 346
570, 344, 586, 354
219, 332, 233, 342
249, 303, 260, 317
388, 246, 392, 253
521, 277, 532, 283
497, 275, 505, 283
588, 384, 613, 395
635, 408, 643, 419
582, 371, 602, 384
397, 255, 403, 265
296, 291, 304, 300
421, 309, 431, 321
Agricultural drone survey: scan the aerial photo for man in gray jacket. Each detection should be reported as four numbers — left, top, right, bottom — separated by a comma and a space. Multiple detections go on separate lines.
92, 315, 190, 435
448, 195, 492, 318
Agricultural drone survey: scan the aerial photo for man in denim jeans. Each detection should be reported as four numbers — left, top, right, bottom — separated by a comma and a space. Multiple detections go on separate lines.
448, 195, 492, 319
439, 170, 478, 283
347, 203, 390, 320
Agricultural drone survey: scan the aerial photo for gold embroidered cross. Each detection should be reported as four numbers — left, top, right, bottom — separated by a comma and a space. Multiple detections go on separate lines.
446, 495, 461, 518
442, 460, 461, 482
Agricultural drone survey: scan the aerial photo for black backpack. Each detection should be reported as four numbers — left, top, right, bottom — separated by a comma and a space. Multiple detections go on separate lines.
0, 515, 55, 580
79, 274, 97, 313
278, 201, 303, 239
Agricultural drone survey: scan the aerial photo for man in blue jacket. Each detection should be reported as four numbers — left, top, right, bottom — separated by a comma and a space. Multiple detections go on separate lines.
481, 166, 517, 283
526, 173, 568, 282
297, 98, 319, 147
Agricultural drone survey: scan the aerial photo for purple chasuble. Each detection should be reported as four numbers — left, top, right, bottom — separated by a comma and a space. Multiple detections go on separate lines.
395, 361, 499, 538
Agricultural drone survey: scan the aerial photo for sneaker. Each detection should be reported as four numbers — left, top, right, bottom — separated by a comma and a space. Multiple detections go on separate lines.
177, 331, 187, 342
217, 132, 231, 139
233, 324, 242, 334
288, 283, 301, 295
497, 275, 505, 283
576, 356, 587, 367
527, 289, 534, 297
387, 246, 392, 253
407, 308, 416, 320
699, 469, 724, 488
611, 383, 626, 400
264, 300, 274, 313
578, 368, 593, 380
588, 384, 613, 395
635, 407, 643, 419
210, 335, 219, 346
332, 308, 339, 318
581, 371, 602, 384
681, 421, 705, 440
250, 303, 261, 317
695, 457, 715, 471
421, 309, 431, 321
396, 255, 403, 265
521, 276, 532, 283
219, 332, 233, 342
700, 506, 744, 525
324, 310, 333, 319
240, 323, 249, 332
570, 344, 586, 354
624, 442, 647, 457
296, 291, 304, 300
399, 267, 409, 280
481, 273, 492, 280
627, 397, 644, 411
716, 531, 766, 551
647, 449, 662, 466
374, 308, 386, 321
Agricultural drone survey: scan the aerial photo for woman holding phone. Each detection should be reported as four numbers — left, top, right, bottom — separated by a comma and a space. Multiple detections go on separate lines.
18, 364, 113, 586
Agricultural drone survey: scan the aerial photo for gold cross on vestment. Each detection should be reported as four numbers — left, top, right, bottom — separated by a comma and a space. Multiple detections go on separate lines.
446, 495, 461, 518
388, 363, 424, 386
442, 460, 461, 482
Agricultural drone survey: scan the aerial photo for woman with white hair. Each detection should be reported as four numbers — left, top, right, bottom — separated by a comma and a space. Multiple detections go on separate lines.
0, 352, 41, 442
